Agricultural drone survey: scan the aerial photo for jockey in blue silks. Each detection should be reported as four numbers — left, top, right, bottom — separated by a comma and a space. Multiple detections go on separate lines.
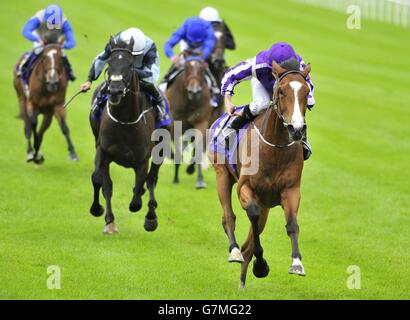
221, 42, 316, 160
17, 4, 76, 92
160, 17, 220, 107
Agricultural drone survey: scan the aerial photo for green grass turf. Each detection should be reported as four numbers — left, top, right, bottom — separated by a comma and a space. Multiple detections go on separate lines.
0, 0, 409, 299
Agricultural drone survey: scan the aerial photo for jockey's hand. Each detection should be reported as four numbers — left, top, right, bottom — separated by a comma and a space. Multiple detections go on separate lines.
171, 55, 180, 65
225, 94, 235, 114
80, 81, 92, 92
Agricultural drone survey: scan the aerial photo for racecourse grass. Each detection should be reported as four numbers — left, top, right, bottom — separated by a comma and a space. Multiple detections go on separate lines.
0, 0, 409, 299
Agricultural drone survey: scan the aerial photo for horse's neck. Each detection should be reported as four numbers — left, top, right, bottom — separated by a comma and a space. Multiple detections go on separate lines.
260, 108, 292, 148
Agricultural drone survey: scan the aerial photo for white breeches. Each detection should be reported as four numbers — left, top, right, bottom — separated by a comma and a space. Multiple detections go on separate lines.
249, 77, 271, 116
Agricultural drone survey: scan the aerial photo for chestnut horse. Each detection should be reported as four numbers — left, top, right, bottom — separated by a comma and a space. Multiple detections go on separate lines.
166, 55, 212, 189
89, 37, 163, 234
13, 37, 78, 164
210, 60, 312, 288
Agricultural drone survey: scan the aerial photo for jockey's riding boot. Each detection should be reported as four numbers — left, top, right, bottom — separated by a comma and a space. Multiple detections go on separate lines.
62, 55, 76, 81
302, 137, 312, 161
91, 82, 108, 118
140, 81, 169, 123
229, 104, 255, 130
205, 68, 220, 107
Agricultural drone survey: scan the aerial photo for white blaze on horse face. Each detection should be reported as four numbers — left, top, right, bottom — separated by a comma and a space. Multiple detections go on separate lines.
214, 31, 223, 39
47, 49, 57, 79
289, 81, 304, 130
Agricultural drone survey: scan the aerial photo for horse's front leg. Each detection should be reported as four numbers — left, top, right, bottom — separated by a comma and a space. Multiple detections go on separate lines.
129, 163, 148, 213
54, 106, 79, 161
213, 161, 242, 262
238, 183, 270, 287
281, 187, 305, 276
28, 105, 43, 165
22, 104, 34, 162
90, 147, 105, 217
99, 150, 116, 234
144, 158, 161, 232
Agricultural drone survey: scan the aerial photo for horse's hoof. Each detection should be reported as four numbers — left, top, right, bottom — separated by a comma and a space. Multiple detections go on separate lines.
33, 153, 45, 165
90, 203, 104, 217
69, 152, 79, 161
253, 258, 270, 278
228, 247, 244, 263
26, 152, 34, 162
144, 218, 158, 232
195, 181, 207, 189
103, 222, 118, 235
239, 281, 246, 289
129, 199, 142, 213
288, 258, 306, 276
186, 164, 195, 175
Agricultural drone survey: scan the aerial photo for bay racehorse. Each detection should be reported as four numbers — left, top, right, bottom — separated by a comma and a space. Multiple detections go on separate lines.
89, 36, 163, 234
13, 35, 78, 164
210, 60, 312, 288
166, 54, 212, 189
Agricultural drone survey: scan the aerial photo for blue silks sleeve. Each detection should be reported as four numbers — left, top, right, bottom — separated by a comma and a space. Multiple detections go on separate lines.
164, 21, 187, 58
22, 17, 41, 42
62, 20, 76, 49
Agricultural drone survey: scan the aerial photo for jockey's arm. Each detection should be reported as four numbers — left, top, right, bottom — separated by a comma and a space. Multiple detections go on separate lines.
221, 58, 253, 98
62, 20, 76, 49
164, 22, 186, 60
22, 16, 42, 43
137, 41, 160, 83
299, 57, 315, 109
81, 44, 110, 92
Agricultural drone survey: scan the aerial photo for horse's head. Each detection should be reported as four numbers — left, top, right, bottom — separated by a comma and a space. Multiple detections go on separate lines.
42, 44, 63, 93
107, 36, 136, 105
272, 59, 311, 141
210, 23, 226, 70
184, 56, 206, 101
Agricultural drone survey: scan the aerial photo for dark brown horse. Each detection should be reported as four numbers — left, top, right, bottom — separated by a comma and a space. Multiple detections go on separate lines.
166, 55, 212, 189
89, 37, 162, 234
210, 61, 312, 288
207, 22, 230, 125
13, 37, 78, 164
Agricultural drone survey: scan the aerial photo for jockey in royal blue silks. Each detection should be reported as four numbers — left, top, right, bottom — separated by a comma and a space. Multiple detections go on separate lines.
159, 17, 220, 107
79, 28, 171, 128
17, 4, 76, 92
221, 42, 316, 160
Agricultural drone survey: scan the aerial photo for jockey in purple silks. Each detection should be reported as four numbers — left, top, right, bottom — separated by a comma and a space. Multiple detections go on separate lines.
17, 4, 76, 94
220, 42, 316, 160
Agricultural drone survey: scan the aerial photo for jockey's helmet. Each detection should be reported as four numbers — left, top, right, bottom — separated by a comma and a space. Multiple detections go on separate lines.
44, 4, 63, 28
119, 28, 146, 67
199, 7, 222, 22
186, 18, 208, 45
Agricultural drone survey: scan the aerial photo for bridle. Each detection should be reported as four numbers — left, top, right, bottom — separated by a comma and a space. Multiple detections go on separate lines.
105, 47, 152, 125
106, 48, 138, 98
184, 56, 205, 84
252, 69, 308, 148
37, 44, 63, 82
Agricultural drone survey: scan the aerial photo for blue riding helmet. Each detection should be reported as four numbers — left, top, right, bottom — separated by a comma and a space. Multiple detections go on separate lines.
44, 4, 63, 26
186, 18, 208, 44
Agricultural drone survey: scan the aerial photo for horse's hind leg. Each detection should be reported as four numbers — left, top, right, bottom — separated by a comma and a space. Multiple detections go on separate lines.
194, 120, 208, 189
173, 163, 180, 184
90, 148, 104, 217
239, 208, 269, 288
214, 163, 242, 262
54, 107, 79, 161
281, 187, 305, 276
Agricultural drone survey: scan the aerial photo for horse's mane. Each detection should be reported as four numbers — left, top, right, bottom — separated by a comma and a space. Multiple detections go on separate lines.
279, 58, 300, 72
43, 31, 60, 45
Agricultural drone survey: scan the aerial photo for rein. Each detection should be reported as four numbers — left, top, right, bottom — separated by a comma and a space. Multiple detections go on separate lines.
252, 70, 307, 148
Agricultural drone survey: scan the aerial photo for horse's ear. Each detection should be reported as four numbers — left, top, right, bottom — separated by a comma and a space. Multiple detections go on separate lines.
272, 61, 286, 79
302, 63, 311, 79
109, 36, 116, 48
128, 36, 135, 51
